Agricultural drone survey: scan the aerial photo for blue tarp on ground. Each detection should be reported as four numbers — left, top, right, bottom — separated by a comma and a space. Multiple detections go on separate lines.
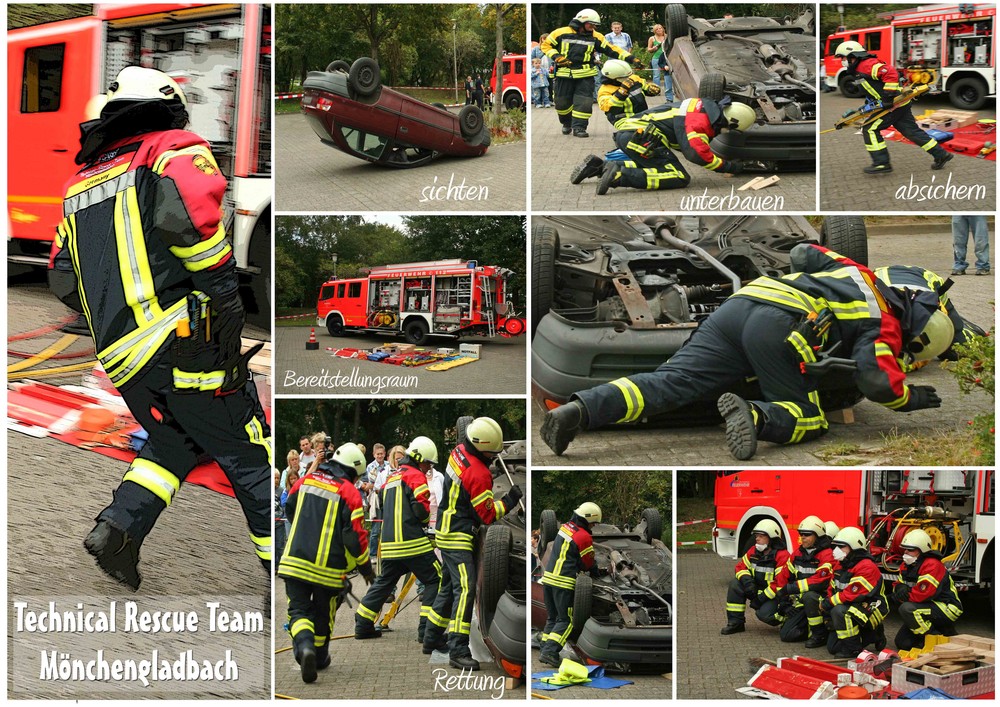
532, 664, 635, 691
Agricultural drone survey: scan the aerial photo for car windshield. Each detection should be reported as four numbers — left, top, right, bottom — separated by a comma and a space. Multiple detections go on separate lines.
339, 127, 388, 159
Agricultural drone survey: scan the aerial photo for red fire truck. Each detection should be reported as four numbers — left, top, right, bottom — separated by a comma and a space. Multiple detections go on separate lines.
823, 3, 996, 109
713, 471, 995, 604
7, 3, 272, 324
316, 259, 527, 345
492, 53, 527, 110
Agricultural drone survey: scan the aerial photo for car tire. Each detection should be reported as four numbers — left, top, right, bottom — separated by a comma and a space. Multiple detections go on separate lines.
431, 102, 448, 111
664, 4, 688, 54
403, 318, 428, 345
539, 509, 559, 556
326, 314, 344, 337
948, 77, 988, 110
458, 104, 485, 140
531, 224, 559, 337
699, 73, 727, 101
641, 508, 663, 545
480, 524, 513, 631
838, 73, 863, 99
503, 91, 524, 110
821, 216, 868, 266
569, 574, 593, 642
456, 415, 473, 446
349, 57, 381, 97
326, 60, 350, 74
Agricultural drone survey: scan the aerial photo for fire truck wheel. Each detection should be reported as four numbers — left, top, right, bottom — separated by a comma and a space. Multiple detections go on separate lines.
326, 60, 350, 74
838, 73, 863, 99
349, 57, 381, 97
247, 217, 270, 328
326, 315, 344, 337
403, 318, 428, 345
503, 91, 524, 110
948, 77, 988, 111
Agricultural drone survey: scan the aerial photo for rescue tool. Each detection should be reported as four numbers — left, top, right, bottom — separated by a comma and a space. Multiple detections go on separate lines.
821, 84, 931, 134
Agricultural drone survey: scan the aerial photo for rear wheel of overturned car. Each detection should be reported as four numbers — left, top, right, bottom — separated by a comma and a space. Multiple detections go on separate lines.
403, 318, 428, 345
456, 415, 473, 446
664, 4, 688, 53
326, 60, 350, 73
641, 508, 663, 545
480, 524, 513, 630
531, 225, 559, 337
699, 73, 727, 101
326, 314, 345, 337
539, 509, 559, 555
458, 105, 485, 140
348, 57, 381, 97
821, 216, 868, 266
569, 574, 593, 642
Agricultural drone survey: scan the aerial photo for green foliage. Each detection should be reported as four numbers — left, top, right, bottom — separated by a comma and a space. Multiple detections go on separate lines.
945, 327, 995, 465
488, 107, 526, 142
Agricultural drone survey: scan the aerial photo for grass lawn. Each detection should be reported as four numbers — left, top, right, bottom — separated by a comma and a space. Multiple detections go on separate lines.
676, 496, 714, 548
276, 308, 313, 327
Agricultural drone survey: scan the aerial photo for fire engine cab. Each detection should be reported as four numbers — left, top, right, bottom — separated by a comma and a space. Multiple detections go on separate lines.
823, 3, 996, 110
713, 471, 995, 606
316, 259, 526, 345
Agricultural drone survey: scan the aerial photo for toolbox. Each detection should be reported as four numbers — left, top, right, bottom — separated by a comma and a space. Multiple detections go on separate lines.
891, 662, 994, 698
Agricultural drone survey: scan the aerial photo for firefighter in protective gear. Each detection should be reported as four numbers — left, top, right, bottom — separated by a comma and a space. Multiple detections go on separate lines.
538, 502, 599, 666
818, 527, 888, 658
354, 436, 442, 641
51, 66, 271, 592
423, 417, 523, 669
721, 519, 790, 635
824, 521, 841, 540
279, 443, 374, 683
542, 10, 643, 137
594, 99, 753, 195
766, 515, 836, 644
834, 41, 952, 174
542, 244, 947, 461
890, 528, 963, 650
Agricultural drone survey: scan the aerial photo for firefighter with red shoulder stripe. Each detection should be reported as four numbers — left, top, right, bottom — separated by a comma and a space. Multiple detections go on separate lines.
422, 417, 522, 670
818, 527, 888, 658
50, 67, 271, 591
890, 528, 963, 650
538, 502, 599, 666
721, 519, 791, 634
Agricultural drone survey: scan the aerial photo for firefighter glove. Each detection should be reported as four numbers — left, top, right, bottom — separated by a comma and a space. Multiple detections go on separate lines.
900, 385, 941, 411
892, 583, 911, 603
645, 82, 661, 96
749, 594, 764, 610
723, 159, 745, 175
506, 484, 523, 504
613, 85, 631, 100
626, 54, 644, 68
820, 597, 833, 613
553, 54, 572, 68
360, 561, 375, 585
740, 576, 756, 596
775, 585, 790, 598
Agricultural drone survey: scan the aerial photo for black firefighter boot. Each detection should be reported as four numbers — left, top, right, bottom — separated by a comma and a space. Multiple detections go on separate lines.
538, 640, 562, 667
805, 625, 829, 649
932, 151, 954, 170
354, 619, 383, 640
315, 643, 331, 671
450, 653, 481, 671
293, 632, 318, 684
717, 393, 760, 461
863, 162, 893, 174
570, 154, 605, 184
596, 161, 623, 195
721, 621, 746, 635
832, 636, 864, 659
422, 625, 449, 655
540, 400, 588, 455
84, 519, 142, 591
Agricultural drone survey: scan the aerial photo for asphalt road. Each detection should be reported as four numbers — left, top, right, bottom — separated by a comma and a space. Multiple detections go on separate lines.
530, 96, 817, 212
676, 550, 995, 699
275, 113, 527, 212
530, 226, 995, 467
820, 92, 997, 212
275, 326, 527, 396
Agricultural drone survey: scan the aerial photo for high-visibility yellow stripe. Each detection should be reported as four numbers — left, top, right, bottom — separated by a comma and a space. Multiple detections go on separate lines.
123, 458, 180, 506
250, 533, 272, 560
244, 417, 273, 467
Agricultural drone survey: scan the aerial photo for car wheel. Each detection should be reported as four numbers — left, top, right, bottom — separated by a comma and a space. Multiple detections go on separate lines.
664, 4, 688, 54
948, 77, 987, 110
821, 216, 868, 266
503, 91, 523, 110
326, 315, 344, 337
641, 508, 663, 545
403, 318, 428, 345
349, 57, 381, 97
538, 509, 559, 556
699, 73, 727, 101
326, 60, 350, 74
456, 415, 473, 446
531, 224, 559, 337
431, 102, 448, 112
569, 574, 593, 642
479, 524, 513, 631
458, 105, 485, 140
838, 73, 863, 99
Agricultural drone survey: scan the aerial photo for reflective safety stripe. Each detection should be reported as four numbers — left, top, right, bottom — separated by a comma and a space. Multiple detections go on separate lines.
98, 297, 189, 388
123, 458, 180, 506
434, 531, 475, 551
540, 571, 577, 590
245, 416, 273, 467
115, 188, 162, 326
427, 608, 450, 628
153, 144, 219, 175
556, 106, 573, 116
552, 606, 574, 647
726, 602, 746, 612
356, 603, 379, 622
934, 601, 962, 621
643, 163, 686, 188
172, 368, 226, 391
278, 555, 348, 587
920, 138, 938, 152
610, 377, 644, 423
454, 562, 471, 634
918, 573, 940, 588
571, 110, 592, 119
251, 533, 272, 560
555, 67, 598, 79
170, 224, 232, 272
290, 618, 314, 637
733, 279, 826, 314
380, 537, 434, 558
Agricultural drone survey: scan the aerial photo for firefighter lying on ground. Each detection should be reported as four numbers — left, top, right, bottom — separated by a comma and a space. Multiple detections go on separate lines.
542, 9, 643, 138
812, 527, 888, 658
538, 502, 600, 665
834, 40, 953, 175
50, 66, 272, 591
279, 443, 374, 684
721, 519, 790, 635
354, 436, 442, 642
422, 417, 523, 670
890, 528, 963, 650
541, 244, 955, 461
763, 515, 836, 644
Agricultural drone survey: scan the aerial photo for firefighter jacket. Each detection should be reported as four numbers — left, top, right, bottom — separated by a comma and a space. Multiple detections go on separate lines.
893, 552, 962, 610
541, 21, 634, 79
597, 76, 656, 129
540, 520, 595, 591
279, 464, 371, 588
766, 543, 835, 598
616, 99, 736, 172
435, 443, 509, 552
378, 461, 433, 560
875, 265, 970, 355
827, 550, 886, 608
849, 56, 905, 105
52, 130, 235, 390
734, 542, 791, 588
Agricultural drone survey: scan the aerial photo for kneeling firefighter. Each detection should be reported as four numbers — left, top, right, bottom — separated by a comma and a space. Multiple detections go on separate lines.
721, 519, 790, 635
890, 528, 963, 650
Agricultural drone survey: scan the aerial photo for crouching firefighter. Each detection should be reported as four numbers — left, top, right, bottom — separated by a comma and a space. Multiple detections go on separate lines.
818, 527, 888, 658
355, 436, 442, 642
890, 529, 963, 650
50, 66, 271, 591
423, 417, 523, 669
765, 515, 835, 644
279, 443, 374, 683
538, 502, 599, 667
721, 520, 790, 635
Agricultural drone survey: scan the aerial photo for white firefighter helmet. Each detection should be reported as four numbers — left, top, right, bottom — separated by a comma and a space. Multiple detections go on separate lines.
467, 417, 504, 453
752, 518, 782, 539
835, 40, 866, 58
900, 528, 933, 554
331, 443, 366, 477
406, 435, 439, 464
574, 501, 603, 523
106, 66, 187, 108
574, 8, 601, 25
723, 102, 756, 132
832, 526, 867, 552
601, 59, 634, 80
798, 515, 825, 537
824, 520, 841, 538
907, 310, 955, 362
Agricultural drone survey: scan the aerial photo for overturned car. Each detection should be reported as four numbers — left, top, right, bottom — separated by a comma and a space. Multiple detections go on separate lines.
531, 508, 672, 672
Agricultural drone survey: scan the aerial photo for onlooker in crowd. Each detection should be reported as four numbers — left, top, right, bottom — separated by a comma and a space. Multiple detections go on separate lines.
647, 24, 674, 101
298, 436, 316, 472
951, 215, 991, 276
306, 432, 327, 475
275, 469, 287, 560
484, 81, 494, 110
605, 21, 633, 51
365, 443, 390, 559
531, 58, 551, 108
280, 449, 301, 495
533, 35, 555, 102
464, 76, 474, 105
474, 74, 485, 109
281, 466, 301, 544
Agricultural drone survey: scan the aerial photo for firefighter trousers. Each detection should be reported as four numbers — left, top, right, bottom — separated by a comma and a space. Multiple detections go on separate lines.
285, 577, 338, 666
541, 583, 575, 658
895, 601, 961, 650
554, 76, 595, 131
423, 548, 477, 658
863, 106, 948, 166
777, 597, 809, 642
830, 600, 888, 654
802, 590, 829, 640
574, 298, 828, 445
613, 130, 692, 190
726, 578, 781, 626
355, 552, 441, 631
98, 354, 273, 569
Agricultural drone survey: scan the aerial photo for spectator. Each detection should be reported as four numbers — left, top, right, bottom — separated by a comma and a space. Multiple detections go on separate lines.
484, 81, 494, 110
306, 432, 327, 475
951, 215, 991, 276
274, 470, 287, 560
533, 35, 554, 102
647, 24, 674, 101
464, 75, 474, 105
280, 449, 301, 491
605, 21, 633, 52
474, 74, 485, 109
365, 443, 390, 558
298, 436, 315, 472
531, 58, 550, 108
281, 466, 300, 545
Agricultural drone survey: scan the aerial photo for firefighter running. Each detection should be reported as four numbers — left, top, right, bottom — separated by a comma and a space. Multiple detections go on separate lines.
538, 502, 599, 666
279, 443, 374, 684
834, 41, 953, 175
354, 437, 442, 642
542, 9, 643, 138
422, 417, 523, 670
890, 528, 963, 650
541, 244, 956, 460
721, 520, 791, 635
50, 66, 272, 590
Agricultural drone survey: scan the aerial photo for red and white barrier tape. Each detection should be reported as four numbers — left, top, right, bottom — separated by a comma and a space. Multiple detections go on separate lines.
677, 540, 711, 546
677, 518, 712, 526
276, 313, 313, 320
276, 93, 304, 100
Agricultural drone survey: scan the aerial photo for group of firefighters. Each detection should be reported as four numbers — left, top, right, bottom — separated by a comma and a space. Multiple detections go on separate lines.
277, 417, 522, 684
724, 517, 964, 658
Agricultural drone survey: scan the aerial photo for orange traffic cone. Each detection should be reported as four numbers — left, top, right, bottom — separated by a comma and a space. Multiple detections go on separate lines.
306, 327, 319, 350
